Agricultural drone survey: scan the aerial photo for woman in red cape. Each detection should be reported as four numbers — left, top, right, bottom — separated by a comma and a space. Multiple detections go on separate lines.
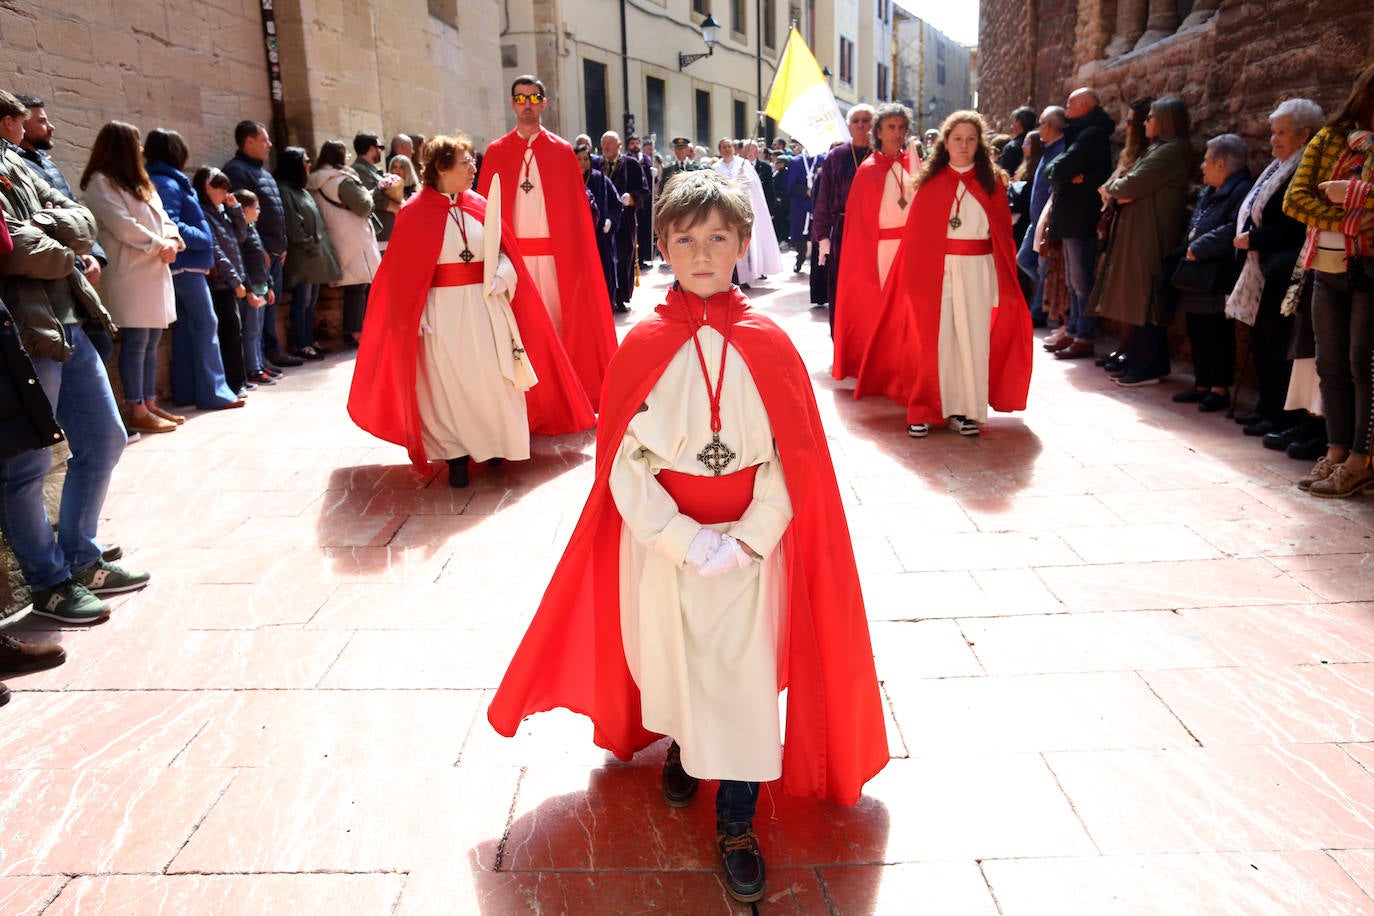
488, 285, 888, 807
347, 147, 594, 475
855, 111, 1033, 433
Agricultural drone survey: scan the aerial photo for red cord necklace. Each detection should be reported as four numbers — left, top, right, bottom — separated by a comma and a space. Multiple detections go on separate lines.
448, 203, 474, 262
686, 292, 737, 475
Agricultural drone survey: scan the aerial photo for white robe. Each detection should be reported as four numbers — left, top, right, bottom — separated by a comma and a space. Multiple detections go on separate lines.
938, 164, 996, 422
511, 139, 564, 334
608, 327, 794, 782
712, 157, 784, 284
415, 207, 530, 462
877, 157, 914, 286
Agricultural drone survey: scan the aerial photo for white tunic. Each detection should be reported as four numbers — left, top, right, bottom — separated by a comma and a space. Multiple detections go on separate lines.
876, 157, 914, 286
938, 164, 997, 422
511, 137, 563, 333
712, 157, 784, 284
415, 206, 530, 462
608, 326, 794, 782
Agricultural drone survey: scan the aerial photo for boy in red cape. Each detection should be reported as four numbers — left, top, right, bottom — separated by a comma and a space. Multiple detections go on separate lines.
488, 171, 888, 904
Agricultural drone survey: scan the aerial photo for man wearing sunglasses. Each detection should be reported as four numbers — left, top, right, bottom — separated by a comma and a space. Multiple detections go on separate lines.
477, 75, 617, 406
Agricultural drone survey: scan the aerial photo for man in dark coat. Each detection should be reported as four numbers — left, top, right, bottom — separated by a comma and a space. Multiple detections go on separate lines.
784, 141, 819, 273
812, 105, 875, 334
595, 131, 648, 313
1043, 88, 1116, 360
627, 134, 655, 268
577, 142, 622, 314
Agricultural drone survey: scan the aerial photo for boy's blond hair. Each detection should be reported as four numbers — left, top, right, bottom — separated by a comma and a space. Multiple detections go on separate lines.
653, 170, 753, 241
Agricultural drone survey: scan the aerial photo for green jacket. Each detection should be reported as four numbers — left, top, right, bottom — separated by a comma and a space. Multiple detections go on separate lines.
280, 185, 342, 288
658, 157, 704, 195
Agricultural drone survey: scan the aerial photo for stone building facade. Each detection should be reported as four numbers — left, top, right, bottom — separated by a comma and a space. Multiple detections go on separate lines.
894, 11, 974, 138
978, 0, 1374, 162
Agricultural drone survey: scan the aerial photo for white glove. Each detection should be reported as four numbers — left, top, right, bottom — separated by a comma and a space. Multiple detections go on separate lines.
699, 534, 753, 577
685, 528, 724, 570
619, 192, 633, 206
602, 218, 613, 233
486, 274, 508, 297
817, 238, 831, 266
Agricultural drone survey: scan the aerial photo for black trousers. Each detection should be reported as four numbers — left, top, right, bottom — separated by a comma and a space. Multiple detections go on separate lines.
1313, 266, 1374, 452
1125, 322, 1172, 380
1185, 312, 1236, 388
210, 286, 245, 394
1251, 290, 1296, 422
637, 203, 653, 264
613, 218, 637, 305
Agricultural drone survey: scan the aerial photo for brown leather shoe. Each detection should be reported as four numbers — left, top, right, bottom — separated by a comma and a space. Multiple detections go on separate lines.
1054, 340, 1095, 360
1297, 455, 1338, 491
1042, 330, 1070, 351
0, 634, 67, 674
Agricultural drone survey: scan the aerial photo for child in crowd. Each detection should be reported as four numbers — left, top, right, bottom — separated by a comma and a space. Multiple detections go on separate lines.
488, 170, 888, 904
194, 166, 264, 394
232, 189, 276, 385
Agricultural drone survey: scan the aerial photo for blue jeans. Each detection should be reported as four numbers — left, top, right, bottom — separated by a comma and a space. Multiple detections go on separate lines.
263, 251, 286, 355
170, 272, 236, 408
0, 325, 126, 590
240, 299, 264, 376
1062, 236, 1098, 340
289, 282, 320, 349
1016, 230, 1045, 320
117, 327, 162, 404
715, 780, 759, 828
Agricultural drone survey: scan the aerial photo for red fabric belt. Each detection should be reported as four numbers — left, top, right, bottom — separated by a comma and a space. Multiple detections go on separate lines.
516, 236, 555, 256
878, 226, 904, 240
433, 262, 483, 287
656, 465, 759, 525
945, 238, 994, 256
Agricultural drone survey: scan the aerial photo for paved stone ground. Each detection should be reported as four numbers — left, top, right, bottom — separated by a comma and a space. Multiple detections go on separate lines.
2, 264, 1373, 914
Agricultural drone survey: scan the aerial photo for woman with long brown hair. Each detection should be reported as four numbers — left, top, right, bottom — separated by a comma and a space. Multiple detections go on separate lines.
1093, 96, 1194, 387
79, 121, 184, 432
1282, 65, 1374, 498
854, 110, 1033, 437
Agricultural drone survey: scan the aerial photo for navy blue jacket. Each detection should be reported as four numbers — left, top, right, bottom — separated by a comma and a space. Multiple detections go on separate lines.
147, 160, 215, 273
222, 151, 286, 254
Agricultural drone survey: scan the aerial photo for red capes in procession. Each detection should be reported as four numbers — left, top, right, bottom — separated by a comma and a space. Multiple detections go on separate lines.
832, 150, 910, 381
478, 128, 618, 406
854, 167, 1033, 423
346, 187, 596, 473
488, 286, 889, 807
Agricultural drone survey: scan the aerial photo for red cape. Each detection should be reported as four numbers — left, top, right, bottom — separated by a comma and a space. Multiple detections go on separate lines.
854, 167, 1033, 423
478, 128, 618, 406
488, 286, 889, 807
346, 187, 595, 472
833, 150, 910, 380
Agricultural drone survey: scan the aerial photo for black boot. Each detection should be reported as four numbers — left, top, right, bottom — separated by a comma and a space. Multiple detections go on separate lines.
446, 456, 470, 488
717, 821, 765, 903
661, 740, 698, 807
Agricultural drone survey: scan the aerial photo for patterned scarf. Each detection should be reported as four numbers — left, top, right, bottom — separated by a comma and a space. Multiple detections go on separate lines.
1225, 152, 1301, 325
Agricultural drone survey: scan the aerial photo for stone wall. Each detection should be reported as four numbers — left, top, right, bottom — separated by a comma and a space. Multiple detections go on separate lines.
979, 0, 1374, 156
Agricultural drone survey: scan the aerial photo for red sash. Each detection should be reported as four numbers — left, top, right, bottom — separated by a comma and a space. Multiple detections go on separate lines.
516, 236, 555, 256
945, 238, 994, 256
655, 465, 759, 524
432, 262, 483, 287
877, 226, 904, 240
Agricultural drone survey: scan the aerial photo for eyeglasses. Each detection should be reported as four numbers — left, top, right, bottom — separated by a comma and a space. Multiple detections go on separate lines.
512, 92, 545, 104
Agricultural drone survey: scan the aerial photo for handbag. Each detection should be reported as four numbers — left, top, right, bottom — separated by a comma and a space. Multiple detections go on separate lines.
1169, 256, 1220, 294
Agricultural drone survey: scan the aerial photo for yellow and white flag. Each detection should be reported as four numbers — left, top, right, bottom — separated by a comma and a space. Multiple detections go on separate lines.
764, 29, 847, 155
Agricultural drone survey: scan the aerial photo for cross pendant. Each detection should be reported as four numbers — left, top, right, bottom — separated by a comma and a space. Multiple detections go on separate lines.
696, 433, 736, 476
949, 215, 962, 229
898, 197, 908, 209
459, 248, 474, 263
520, 179, 534, 193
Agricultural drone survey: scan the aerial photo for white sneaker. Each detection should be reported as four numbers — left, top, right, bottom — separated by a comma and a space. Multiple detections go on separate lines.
948, 416, 980, 436
907, 424, 930, 438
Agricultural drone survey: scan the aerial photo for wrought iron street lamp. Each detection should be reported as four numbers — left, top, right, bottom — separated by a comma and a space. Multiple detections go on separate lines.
679, 14, 721, 69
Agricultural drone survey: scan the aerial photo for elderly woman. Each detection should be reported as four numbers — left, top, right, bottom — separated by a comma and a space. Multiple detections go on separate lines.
1170, 134, 1253, 412
1283, 65, 1374, 498
347, 135, 594, 487
1227, 98, 1325, 440
1094, 97, 1194, 387
855, 111, 1032, 438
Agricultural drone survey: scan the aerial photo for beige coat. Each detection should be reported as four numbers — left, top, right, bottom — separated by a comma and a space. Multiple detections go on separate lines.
306, 165, 381, 287
83, 173, 180, 329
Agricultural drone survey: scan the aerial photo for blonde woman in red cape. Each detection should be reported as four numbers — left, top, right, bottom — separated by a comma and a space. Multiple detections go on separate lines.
346, 135, 594, 487
855, 111, 1033, 437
